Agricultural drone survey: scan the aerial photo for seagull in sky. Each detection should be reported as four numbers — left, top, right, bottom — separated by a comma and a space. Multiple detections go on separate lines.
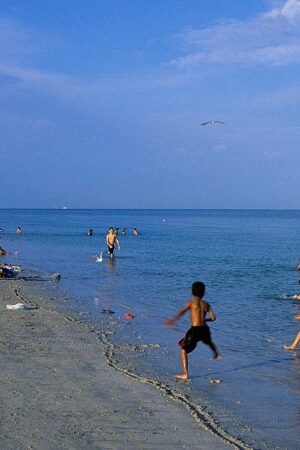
201, 120, 225, 126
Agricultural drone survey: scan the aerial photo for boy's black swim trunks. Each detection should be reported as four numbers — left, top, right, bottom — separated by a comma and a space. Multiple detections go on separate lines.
108, 244, 115, 255
179, 325, 212, 354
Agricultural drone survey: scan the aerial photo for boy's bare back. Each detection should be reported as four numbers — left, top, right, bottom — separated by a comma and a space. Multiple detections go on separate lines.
164, 297, 216, 327
188, 298, 215, 326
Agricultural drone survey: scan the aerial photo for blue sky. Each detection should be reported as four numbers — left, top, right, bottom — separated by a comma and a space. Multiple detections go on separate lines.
1, 0, 300, 208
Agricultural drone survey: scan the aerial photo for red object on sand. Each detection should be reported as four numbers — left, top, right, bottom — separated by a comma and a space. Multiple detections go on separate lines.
124, 313, 135, 319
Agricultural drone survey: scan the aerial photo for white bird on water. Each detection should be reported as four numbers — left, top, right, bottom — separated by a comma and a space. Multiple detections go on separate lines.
201, 120, 225, 126
96, 252, 103, 263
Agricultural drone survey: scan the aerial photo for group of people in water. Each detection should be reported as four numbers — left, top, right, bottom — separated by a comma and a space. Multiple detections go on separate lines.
86, 226, 140, 260
87, 227, 139, 238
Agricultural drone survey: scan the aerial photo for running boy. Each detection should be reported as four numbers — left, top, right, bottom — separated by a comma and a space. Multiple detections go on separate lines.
164, 281, 221, 379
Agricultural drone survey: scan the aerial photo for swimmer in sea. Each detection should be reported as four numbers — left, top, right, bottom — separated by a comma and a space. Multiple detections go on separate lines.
17, 226, 22, 235
296, 260, 300, 271
106, 227, 120, 260
133, 227, 139, 236
164, 281, 221, 380
122, 228, 127, 236
284, 314, 300, 351
87, 229, 93, 236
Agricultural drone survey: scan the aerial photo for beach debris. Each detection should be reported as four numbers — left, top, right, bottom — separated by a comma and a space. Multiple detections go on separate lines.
101, 308, 115, 315
17, 272, 61, 281
210, 379, 222, 384
124, 313, 136, 319
6, 303, 30, 310
0, 264, 21, 278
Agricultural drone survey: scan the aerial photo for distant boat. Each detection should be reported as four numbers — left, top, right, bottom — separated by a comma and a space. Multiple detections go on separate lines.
62, 206, 67, 210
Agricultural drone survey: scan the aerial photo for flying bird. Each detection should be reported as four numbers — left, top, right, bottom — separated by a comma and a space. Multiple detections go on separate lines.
201, 120, 225, 126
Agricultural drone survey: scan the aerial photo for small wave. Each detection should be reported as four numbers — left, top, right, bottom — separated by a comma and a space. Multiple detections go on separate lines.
262, 293, 299, 301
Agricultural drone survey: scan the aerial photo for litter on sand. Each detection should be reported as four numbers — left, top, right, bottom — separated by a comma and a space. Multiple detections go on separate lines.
6, 303, 29, 310
101, 308, 115, 315
0, 265, 21, 278
124, 313, 136, 319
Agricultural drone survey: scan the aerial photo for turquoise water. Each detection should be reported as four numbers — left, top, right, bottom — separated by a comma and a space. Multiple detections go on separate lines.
1, 209, 299, 448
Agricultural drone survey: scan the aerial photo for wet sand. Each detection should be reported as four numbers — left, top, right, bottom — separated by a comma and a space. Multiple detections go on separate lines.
0, 280, 235, 449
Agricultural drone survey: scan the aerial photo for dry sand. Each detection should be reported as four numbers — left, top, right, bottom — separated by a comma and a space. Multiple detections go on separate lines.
0, 280, 238, 449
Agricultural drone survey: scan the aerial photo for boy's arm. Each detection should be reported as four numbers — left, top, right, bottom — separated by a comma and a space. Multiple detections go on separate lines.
106, 235, 109, 245
205, 303, 216, 322
164, 301, 190, 326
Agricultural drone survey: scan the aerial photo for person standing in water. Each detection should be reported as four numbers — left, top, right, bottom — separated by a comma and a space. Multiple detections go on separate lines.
164, 281, 221, 379
106, 227, 120, 260
284, 314, 300, 351
17, 226, 22, 235
0, 245, 9, 256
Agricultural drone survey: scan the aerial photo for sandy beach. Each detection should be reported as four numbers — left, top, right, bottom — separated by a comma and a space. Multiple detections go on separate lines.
0, 279, 238, 450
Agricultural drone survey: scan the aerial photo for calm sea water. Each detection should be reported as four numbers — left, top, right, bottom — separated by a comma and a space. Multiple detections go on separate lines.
1, 209, 299, 449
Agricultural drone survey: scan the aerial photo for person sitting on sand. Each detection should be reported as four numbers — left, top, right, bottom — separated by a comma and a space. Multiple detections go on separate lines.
164, 281, 221, 380
106, 227, 120, 260
0, 245, 9, 256
284, 314, 300, 351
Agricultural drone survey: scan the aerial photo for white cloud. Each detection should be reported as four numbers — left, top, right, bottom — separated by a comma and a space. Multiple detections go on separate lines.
266, 0, 300, 20
171, 0, 300, 69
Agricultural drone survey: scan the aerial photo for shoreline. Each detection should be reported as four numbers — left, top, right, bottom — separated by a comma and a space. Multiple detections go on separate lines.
0, 279, 240, 449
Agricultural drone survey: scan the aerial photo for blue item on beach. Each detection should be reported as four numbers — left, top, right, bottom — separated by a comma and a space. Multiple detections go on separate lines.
0, 265, 21, 278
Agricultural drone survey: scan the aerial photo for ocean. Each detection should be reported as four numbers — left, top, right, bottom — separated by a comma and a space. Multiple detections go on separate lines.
0, 209, 299, 449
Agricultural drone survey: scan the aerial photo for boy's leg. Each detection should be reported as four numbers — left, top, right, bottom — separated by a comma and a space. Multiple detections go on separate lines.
203, 331, 221, 359
176, 349, 188, 379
